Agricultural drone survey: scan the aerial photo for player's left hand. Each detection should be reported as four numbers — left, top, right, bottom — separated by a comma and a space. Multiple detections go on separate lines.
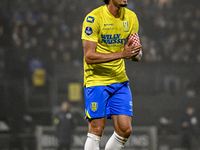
131, 44, 142, 56
122, 39, 142, 59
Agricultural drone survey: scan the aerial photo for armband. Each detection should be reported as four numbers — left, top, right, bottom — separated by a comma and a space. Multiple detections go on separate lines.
128, 33, 141, 46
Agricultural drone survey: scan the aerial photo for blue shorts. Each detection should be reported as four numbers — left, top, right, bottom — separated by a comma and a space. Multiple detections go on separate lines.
84, 81, 133, 119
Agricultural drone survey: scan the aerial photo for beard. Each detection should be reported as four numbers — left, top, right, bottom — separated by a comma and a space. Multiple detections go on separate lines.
119, 3, 127, 7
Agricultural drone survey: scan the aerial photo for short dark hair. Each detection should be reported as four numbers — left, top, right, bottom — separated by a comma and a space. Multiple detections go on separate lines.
103, 0, 110, 4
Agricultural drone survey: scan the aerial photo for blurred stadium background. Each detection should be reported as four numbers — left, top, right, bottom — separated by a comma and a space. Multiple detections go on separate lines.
0, 0, 200, 149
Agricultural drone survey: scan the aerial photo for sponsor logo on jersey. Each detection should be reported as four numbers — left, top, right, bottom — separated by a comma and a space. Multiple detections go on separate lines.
101, 34, 126, 44
104, 23, 114, 26
123, 21, 129, 30
85, 27, 93, 36
91, 102, 98, 112
102, 28, 115, 30
86, 16, 95, 23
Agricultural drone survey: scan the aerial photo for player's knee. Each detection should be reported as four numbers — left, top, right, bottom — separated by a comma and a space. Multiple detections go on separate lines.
124, 126, 132, 137
89, 120, 105, 136
119, 126, 132, 138
91, 125, 105, 136
97, 125, 105, 134
125, 127, 132, 137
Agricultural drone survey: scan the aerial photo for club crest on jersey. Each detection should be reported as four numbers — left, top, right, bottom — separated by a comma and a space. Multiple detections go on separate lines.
91, 102, 98, 112
86, 16, 95, 23
85, 26, 93, 36
123, 21, 129, 30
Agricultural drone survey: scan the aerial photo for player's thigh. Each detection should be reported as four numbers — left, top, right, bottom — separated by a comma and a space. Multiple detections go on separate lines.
112, 115, 132, 138
88, 117, 106, 136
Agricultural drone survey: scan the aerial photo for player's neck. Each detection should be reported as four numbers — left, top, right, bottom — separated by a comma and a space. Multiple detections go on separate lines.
107, 3, 122, 18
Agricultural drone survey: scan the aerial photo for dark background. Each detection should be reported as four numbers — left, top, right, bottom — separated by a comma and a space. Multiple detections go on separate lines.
0, 0, 199, 141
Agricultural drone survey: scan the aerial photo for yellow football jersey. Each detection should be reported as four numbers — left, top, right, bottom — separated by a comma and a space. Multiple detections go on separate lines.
82, 5, 139, 87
